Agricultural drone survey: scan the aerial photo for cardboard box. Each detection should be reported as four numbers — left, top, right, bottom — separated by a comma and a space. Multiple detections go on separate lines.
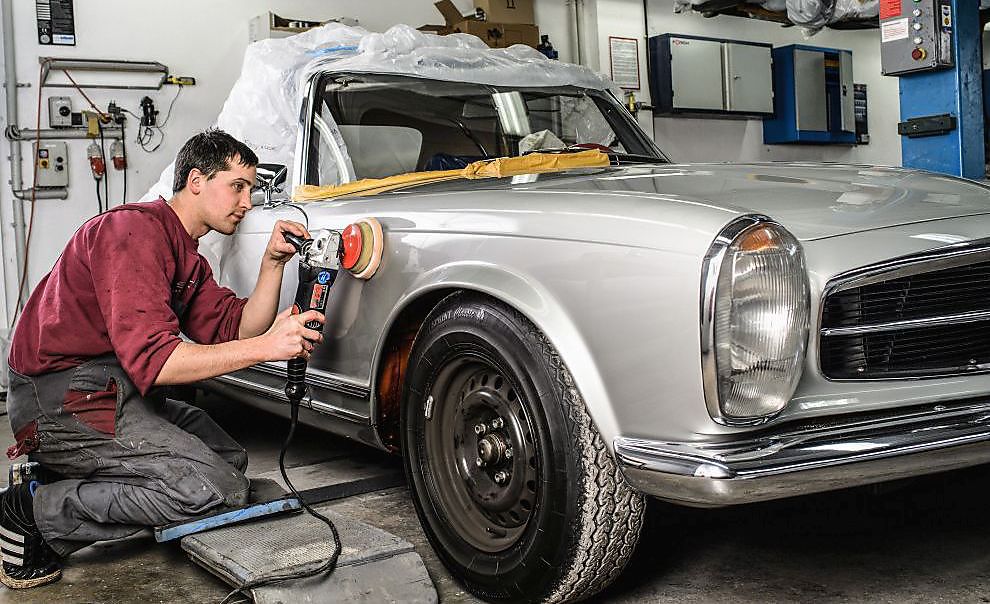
422, 1, 539, 49
474, 0, 535, 25
451, 20, 539, 48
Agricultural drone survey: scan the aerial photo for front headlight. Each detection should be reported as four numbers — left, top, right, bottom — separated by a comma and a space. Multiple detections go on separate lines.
701, 216, 809, 425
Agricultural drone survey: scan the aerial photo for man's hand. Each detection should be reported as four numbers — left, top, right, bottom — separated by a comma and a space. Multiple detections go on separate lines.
156, 306, 326, 387
261, 306, 325, 361
265, 220, 310, 265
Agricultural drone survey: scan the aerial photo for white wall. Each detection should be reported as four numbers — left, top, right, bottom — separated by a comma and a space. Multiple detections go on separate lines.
590, 0, 900, 166
0, 0, 483, 326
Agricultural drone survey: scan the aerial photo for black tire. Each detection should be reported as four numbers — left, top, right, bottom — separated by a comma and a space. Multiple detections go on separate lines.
401, 292, 645, 603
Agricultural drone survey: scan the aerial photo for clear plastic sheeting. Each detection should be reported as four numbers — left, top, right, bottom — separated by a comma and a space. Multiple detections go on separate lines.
141, 23, 616, 202
672, 0, 878, 35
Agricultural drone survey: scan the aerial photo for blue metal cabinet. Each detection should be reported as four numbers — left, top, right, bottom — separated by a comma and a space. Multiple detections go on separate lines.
763, 45, 857, 145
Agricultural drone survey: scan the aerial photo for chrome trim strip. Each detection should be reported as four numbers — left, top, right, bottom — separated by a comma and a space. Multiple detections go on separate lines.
210, 374, 369, 424
251, 362, 372, 399
614, 400, 990, 506
293, 73, 319, 189
824, 239, 990, 296
818, 238, 990, 381
700, 214, 802, 427
820, 309, 990, 337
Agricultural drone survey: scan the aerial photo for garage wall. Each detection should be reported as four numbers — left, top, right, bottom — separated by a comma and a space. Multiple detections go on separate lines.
0, 0, 501, 326
591, 0, 902, 166
0, 1, 904, 328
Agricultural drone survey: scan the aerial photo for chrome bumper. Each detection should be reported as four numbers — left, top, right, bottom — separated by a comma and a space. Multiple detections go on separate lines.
615, 401, 990, 507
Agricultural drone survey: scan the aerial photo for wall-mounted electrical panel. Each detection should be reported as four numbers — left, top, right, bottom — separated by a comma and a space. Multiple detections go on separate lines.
854, 83, 869, 144
48, 96, 72, 128
34, 141, 68, 188
763, 45, 856, 145
648, 34, 774, 117
880, 0, 954, 76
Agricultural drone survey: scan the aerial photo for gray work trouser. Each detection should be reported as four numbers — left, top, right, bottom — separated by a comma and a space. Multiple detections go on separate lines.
6, 357, 250, 556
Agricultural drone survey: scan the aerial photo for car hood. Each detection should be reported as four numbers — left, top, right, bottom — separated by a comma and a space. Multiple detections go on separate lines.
402, 162, 990, 241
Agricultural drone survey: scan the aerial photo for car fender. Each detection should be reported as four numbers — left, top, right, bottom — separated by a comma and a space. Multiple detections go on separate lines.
370, 260, 624, 453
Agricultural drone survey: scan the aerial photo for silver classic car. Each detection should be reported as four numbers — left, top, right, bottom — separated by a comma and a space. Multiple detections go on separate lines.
201, 68, 990, 603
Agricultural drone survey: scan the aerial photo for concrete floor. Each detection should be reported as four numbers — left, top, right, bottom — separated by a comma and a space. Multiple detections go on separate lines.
4, 393, 990, 603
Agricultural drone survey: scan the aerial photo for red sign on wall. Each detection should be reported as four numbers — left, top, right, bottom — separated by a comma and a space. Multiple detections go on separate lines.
880, 0, 902, 19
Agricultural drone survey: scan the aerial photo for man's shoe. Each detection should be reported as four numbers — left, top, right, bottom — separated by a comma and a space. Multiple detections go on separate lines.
0, 483, 61, 589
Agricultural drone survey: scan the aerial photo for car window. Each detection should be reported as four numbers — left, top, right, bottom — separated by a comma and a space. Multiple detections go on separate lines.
304, 74, 659, 186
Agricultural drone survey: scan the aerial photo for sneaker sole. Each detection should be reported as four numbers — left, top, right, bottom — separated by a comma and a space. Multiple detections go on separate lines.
0, 565, 61, 589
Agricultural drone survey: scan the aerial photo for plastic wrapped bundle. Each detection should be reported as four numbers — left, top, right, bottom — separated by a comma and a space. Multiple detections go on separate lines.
786, 0, 878, 34
672, 0, 876, 35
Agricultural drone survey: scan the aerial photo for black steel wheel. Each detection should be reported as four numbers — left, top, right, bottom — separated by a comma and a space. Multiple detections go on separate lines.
401, 292, 645, 603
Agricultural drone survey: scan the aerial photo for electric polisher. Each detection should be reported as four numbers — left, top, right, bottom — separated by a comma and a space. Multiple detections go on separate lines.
282, 217, 384, 404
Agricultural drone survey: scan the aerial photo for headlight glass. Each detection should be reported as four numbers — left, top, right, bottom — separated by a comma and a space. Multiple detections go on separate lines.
705, 220, 809, 422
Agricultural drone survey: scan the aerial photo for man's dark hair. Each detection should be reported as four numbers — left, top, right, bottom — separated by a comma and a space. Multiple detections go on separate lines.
172, 128, 259, 193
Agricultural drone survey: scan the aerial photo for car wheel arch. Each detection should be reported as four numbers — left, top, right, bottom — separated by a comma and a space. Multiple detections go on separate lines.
370, 270, 623, 461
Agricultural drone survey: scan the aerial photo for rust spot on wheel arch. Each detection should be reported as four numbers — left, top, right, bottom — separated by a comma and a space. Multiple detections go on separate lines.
375, 290, 458, 453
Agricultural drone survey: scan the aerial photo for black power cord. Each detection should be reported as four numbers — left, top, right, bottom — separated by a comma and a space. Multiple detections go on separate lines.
97, 122, 109, 210
218, 397, 342, 604
121, 120, 127, 205
94, 177, 103, 216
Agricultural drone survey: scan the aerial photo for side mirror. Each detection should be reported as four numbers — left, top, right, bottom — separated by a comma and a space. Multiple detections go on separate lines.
254, 163, 288, 206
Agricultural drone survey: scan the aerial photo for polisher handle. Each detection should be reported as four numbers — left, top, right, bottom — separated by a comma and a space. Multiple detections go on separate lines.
283, 232, 309, 255
286, 357, 308, 403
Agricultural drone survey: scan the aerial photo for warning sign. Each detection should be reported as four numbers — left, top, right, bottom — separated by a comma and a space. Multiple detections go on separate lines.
881, 18, 910, 43
880, 0, 902, 18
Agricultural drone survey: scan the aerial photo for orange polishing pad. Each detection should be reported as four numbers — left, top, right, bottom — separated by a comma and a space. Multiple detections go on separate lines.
340, 223, 363, 270
341, 217, 384, 280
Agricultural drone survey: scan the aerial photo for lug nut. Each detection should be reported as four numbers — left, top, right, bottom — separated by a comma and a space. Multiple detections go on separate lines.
476, 457, 484, 468
491, 418, 504, 429
504, 447, 513, 459
474, 423, 487, 435
494, 470, 509, 484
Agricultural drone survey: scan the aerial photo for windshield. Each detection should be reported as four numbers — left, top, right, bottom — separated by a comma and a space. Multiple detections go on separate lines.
305, 74, 665, 185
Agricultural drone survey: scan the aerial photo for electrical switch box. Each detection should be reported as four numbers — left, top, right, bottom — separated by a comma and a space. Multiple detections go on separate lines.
48, 96, 72, 128
33, 141, 68, 188
649, 34, 774, 117
881, 0, 954, 76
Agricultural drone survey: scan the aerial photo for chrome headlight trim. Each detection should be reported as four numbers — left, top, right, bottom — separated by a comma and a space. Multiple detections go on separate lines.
700, 215, 809, 426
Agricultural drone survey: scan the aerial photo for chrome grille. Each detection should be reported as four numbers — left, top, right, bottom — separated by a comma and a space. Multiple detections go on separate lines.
820, 250, 990, 380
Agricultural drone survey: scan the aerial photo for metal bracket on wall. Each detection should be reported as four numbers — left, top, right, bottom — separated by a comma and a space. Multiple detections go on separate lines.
40, 57, 168, 90
897, 114, 958, 138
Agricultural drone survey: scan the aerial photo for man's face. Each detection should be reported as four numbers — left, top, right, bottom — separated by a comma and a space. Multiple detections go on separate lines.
197, 157, 257, 235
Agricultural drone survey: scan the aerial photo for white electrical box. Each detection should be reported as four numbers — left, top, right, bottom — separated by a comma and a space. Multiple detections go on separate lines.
48, 96, 72, 128
34, 141, 68, 188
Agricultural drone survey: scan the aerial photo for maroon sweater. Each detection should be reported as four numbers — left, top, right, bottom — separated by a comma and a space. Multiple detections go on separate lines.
9, 198, 248, 395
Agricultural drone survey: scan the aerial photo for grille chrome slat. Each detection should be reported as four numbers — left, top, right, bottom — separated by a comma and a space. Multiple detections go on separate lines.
820, 244, 990, 380
821, 309, 990, 337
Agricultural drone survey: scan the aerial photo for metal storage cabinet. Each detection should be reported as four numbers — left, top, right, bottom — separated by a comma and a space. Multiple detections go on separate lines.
724, 42, 774, 114
763, 44, 857, 144
648, 34, 774, 117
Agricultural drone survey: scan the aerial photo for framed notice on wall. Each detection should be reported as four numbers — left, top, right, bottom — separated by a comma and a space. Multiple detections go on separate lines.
608, 36, 640, 90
